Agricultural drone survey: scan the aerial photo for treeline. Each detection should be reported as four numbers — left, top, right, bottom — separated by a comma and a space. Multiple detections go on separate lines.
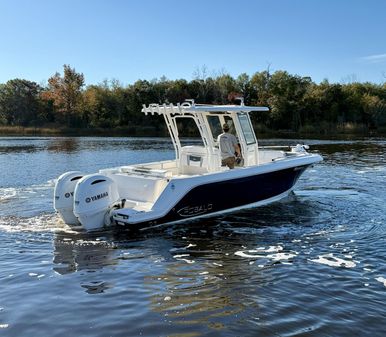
1, 64, 386, 135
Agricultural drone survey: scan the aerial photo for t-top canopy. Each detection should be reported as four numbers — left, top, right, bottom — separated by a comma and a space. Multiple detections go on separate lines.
142, 101, 269, 116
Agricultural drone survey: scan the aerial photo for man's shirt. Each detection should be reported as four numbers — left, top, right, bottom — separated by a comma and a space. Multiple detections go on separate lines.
217, 132, 237, 160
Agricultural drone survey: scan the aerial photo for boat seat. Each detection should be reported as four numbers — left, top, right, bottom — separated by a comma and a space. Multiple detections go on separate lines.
112, 173, 168, 203
179, 153, 208, 175
119, 165, 172, 178
178, 146, 221, 175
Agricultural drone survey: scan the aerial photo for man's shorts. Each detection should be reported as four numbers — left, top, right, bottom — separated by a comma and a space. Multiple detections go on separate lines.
221, 156, 235, 169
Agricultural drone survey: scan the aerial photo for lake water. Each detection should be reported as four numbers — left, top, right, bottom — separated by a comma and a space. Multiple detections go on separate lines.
1, 136, 386, 336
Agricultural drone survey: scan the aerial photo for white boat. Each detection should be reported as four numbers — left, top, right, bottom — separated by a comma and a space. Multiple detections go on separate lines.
54, 100, 322, 231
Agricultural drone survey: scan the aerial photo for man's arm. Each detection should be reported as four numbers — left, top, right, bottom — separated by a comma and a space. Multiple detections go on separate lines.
235, 144, 241, 157
233, 137, 241, 156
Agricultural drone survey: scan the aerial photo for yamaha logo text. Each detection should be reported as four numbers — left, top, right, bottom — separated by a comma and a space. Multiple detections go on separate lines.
85, 191, 109, 203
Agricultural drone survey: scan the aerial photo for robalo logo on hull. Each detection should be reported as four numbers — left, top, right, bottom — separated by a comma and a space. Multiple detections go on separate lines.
177, 203, 213, 217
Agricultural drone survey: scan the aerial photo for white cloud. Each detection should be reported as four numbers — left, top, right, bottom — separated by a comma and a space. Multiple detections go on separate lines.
360, 53, 386, 63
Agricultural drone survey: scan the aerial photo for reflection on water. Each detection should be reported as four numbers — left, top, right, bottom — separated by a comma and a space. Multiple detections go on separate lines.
1, 137, 386, 336
0, 144, 38, 154
47, 138, 80, 153
53, 232, 117, 276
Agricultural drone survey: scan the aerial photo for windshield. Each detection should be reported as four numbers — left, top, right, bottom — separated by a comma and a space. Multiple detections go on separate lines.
207, 115, 237, 144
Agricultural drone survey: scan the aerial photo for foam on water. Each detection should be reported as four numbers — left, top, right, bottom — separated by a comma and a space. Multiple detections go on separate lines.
0, 213, 74, 233
0, 181, 55, 218
0, 187, 17, 201
173, 253, 195, 264
310, 253, 357, 268
295, 188, 360, 198
234, 245, 298, 263
375, 277, 386, 287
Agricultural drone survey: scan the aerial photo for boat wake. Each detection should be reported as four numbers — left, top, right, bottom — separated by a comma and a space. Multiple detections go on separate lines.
0, 179, 74, 234
294, 188, 361, 198
0, 187, 17, 202
0, 180, 55, 216
0, 213, 73, 233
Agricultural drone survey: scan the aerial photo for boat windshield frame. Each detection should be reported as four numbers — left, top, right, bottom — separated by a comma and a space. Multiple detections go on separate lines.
142, 101, 268, 163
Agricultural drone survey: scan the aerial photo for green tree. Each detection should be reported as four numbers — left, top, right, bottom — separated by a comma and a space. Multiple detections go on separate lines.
82, 80, 131, 128
305, 81, 345, 124
268, 71, 312, 130
0, 79, 42, 126
250, 70, 272, 106
213, 74, 237, 104
165, 79, 191, 103
235, 73, 252, 104
361, 93, 386, 128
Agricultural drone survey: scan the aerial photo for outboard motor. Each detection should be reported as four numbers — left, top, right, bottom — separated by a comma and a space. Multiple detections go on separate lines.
54, 171, 85, 225
73, 174, 120, 231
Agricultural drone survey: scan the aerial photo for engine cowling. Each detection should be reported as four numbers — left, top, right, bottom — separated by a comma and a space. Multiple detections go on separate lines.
54, 171, 85, 225
73, 174, 120, 231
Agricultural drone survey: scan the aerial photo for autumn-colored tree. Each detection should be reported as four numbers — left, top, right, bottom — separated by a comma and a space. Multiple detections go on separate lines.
41, 65, 84, 126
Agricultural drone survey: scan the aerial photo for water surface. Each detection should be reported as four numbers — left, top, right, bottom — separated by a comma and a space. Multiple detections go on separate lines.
1, 137, 386, 336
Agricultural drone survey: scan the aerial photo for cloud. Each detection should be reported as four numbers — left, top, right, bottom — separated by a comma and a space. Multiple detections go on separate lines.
360, 53, 386, 63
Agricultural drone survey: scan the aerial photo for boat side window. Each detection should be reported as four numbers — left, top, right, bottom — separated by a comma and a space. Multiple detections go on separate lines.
238, 114, 256, 145
176, 116, 204, 146
207, 115, 223, 140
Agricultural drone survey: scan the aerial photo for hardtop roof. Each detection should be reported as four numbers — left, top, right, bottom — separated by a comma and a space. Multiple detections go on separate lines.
142, 102, 269, 115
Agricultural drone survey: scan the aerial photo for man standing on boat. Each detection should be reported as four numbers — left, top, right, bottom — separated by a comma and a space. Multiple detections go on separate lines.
217, 123, 241, 169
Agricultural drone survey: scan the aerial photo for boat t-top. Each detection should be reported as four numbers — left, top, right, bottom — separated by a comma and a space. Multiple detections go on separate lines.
54, 99, 323, 231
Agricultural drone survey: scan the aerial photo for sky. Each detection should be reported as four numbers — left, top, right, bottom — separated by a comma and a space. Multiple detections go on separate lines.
1, 0, 386, 86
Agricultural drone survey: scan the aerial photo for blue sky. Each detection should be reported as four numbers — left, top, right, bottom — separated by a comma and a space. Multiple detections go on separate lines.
1, 0, 386, 85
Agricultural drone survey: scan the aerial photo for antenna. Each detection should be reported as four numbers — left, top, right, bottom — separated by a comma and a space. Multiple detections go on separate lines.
184, 99, 195, 107
235, 96, 244, 106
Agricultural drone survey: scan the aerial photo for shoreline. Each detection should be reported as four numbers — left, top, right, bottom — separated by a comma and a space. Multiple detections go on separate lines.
0, 125, 163, 137
0, 125, 383, 139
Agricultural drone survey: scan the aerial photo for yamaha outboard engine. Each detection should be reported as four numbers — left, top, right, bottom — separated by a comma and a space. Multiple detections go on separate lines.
54, 171, 85, 225
73, 174, 120, 231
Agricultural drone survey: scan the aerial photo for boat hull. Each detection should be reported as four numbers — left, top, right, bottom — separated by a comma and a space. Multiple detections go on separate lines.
112, 164, 309, 229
